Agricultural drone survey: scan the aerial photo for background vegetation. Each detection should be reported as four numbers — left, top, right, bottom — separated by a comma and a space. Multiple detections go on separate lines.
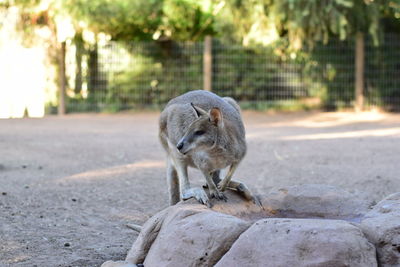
1, 0, 400, 112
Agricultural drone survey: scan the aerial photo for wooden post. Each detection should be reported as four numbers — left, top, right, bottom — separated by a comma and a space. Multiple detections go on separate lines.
58, 41, 66, 115
203, 36, 212, 91
355, 32, 364, 112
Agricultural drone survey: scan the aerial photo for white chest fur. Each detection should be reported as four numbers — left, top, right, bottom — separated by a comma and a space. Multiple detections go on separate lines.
192, 150, 231, 172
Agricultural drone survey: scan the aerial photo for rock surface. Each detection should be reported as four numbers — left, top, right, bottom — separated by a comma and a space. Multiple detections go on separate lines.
101, 261, 137, 267
125, 207, 171, 264
360, 192, 400, 267
141, 203, 250, 266
216, 218, 377, 267
262, 184, 372, 220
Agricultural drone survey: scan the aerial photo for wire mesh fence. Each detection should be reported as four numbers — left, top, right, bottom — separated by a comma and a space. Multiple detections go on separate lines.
63, 34, 400, 113
365, 33, 400, 110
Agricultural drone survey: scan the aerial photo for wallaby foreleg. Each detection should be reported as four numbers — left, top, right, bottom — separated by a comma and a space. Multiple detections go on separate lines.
172, 156, 209, 206
166, 159, 180, 205
211, 170, 221, 185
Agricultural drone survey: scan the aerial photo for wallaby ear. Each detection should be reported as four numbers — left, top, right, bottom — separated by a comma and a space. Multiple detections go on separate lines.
190, 103, 207, 118
209, 107, 223, 127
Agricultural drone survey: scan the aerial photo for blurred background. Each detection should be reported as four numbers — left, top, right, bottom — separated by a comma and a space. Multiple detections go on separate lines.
1, 0, 400, 118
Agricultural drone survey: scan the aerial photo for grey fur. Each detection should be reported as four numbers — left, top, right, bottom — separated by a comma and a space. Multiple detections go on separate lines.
159, 90, 249, 206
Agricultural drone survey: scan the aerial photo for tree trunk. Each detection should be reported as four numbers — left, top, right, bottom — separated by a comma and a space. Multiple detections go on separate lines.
58, 41, 66, 115
74, 33, 84, 95
88, 42, 99, 100
355, 32, 364, 111
203, 36, 212, 91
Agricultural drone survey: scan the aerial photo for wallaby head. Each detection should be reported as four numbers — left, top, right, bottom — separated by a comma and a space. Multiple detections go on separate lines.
176, 103, 223, 155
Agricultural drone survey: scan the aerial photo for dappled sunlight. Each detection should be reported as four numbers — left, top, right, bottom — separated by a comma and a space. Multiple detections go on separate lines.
0, 46, 47, 119
251, 111, 388, 129
1, 239, 29, 265
0, 7, 47, 119
59, 160, 165, 182
246, 111, 400, 141
281, 127, 400, 141
111, 212, 151, 223
290, 111, 388, 128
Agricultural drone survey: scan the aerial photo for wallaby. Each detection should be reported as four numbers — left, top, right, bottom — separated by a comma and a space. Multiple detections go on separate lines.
159, 90, 256, 207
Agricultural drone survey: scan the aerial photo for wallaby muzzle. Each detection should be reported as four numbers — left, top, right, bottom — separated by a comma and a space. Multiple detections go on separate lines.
176, 138, 189, 154
176, 141, 184, 151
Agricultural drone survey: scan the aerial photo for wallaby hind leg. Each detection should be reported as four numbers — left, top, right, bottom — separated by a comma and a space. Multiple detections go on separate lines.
218, 163, 239, 192
167, 159, 180, 205
211, 170, 262, 207
227, 180, 262, 207
202, 170, 227, 202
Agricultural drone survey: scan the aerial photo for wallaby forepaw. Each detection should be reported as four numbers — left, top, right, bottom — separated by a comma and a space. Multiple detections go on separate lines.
182, 187, 210, 207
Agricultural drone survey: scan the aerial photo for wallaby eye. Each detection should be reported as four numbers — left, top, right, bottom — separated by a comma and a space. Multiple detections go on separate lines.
194, 130, 205, 136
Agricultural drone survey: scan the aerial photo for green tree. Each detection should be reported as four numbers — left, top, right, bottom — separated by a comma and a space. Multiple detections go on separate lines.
64, 0, 215, 41
226, 0, 400, 109
64, 0, 163, 41
224, 0, 390, 47
162, 0, 216, 41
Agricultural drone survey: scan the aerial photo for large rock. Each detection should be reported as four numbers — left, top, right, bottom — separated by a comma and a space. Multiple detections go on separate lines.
125, 198, 251, 266
215, 218, 377, 267
124, 206, 172, 264
262, 184, 372, 220
360, 192, 400, 267
103, 185, 381, 267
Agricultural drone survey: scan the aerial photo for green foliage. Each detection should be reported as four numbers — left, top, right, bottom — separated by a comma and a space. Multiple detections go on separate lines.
64, 0, 163, 41
225, 0, 397, 48
221, 0, 263, 42
1, 0, 41, 8
162, 0, 216, 41
64, 0, 215, 41
6, 0, 400, 45
3, 0, 400, 112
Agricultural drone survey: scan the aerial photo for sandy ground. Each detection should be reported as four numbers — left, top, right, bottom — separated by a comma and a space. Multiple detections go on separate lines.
1, 111, 400, 267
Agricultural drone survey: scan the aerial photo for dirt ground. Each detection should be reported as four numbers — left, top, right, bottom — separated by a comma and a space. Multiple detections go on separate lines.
1, 111, 399, 267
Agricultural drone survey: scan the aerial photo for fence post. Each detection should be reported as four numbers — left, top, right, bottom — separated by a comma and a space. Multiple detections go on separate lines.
203, 35, 212, 91
355, 32, 364, 112
58, 41, 66, 115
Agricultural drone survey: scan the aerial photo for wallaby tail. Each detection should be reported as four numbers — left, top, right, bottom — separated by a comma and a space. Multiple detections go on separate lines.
223, 97, 241, 113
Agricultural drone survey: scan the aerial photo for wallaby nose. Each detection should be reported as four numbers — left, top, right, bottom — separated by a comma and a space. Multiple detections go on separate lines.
176, 142, 184, 151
